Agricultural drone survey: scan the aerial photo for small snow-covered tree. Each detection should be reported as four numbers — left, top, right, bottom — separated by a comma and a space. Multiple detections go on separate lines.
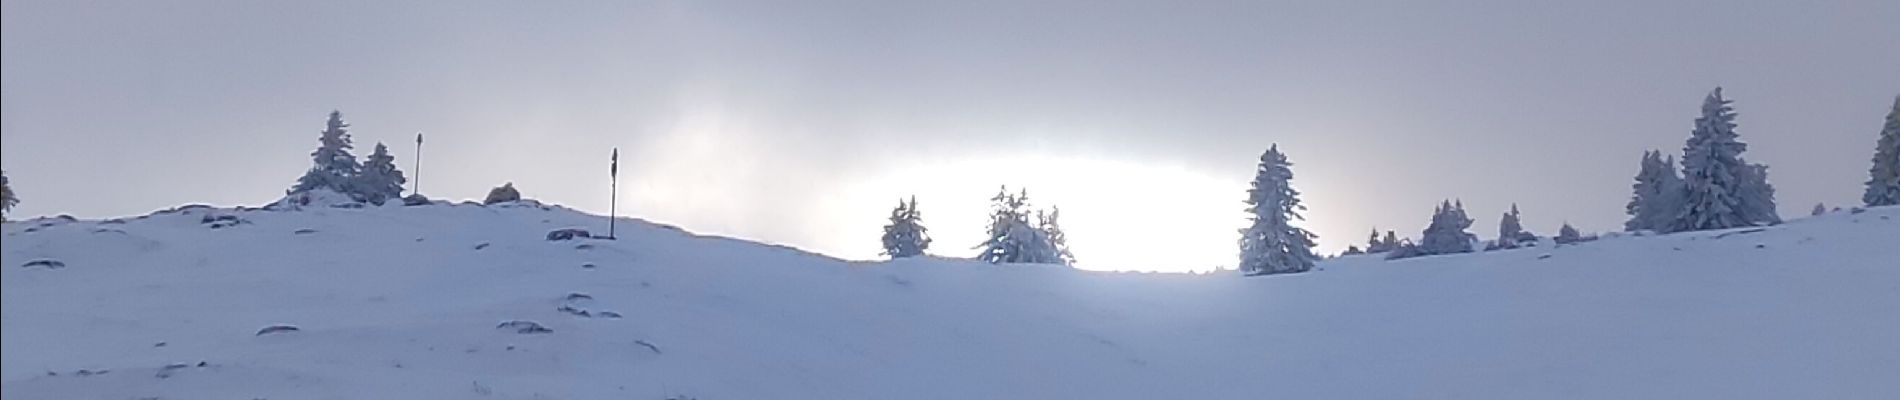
1673, 88, 1778, 232
1408, 200, 1476, 257
1495, 204, 1534, 249
1237, 145, 1320, 276
484, 182, 522, 205
1364, 228, 1401, 253
1038, 206, 1076, 266
290, 111, 361, 195
1555, 222, 1583, 245
1342, 245, 1365, 256
351, 143, 408, 205
1625, 150, 1685, 232
1, 170, 16, 220
975, 186, 1065, 265
880, 196, 932, 259
1734, 163, 1780, 225
1811, 203, 1828, 216
1865, 95, 1900, 207
976, 186, 1029, 263
1364, 228, 1386, 253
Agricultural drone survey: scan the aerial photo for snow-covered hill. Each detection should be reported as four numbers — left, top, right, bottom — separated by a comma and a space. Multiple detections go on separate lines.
3, 202, 1896, 399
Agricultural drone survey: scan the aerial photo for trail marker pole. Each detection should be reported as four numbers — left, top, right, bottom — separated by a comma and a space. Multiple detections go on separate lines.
413, 132, 424, 196
609, 148, 619, 240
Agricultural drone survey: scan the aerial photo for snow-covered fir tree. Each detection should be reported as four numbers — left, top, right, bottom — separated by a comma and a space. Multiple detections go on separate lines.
1734, 163, 1780, 225
350, 143, 408, 205
1364, 228, 1404, 253
879, 196, 932, 259
976, 186, 1030, 263
1237, 145, 1320, 276
1342, 245, 1365, 256
975, 186, 1065, 265
1555, 222, 1583, 245
1673, 88, 1778, 232
1, 170, 15, 221
1364, 228, 1395, 253
1625, 150, 1685, 232
289, 111, 362, 195
1411, 200, 1476, 257
1038, 206, 1076, 266
1865, 95, 1900, 207
1495, 204, 1534, 249
1811, 203, 1828, 216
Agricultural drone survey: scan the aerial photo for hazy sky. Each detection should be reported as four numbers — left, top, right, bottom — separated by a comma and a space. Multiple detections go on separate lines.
4, 0, 1897, 271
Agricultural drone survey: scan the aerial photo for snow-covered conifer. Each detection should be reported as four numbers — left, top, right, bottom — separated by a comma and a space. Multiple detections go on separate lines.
1811, 203, 1828, 216
351, 143, 407, 205
1, 170, 15, 220
1555, 223, 1583, 245
1735, 163, 1780, 225
1038, 206, 1075, 266
1408, 200, 1476, 257
1365, 228, 1386, 253
1365, 228, 1401, 253
1626, 150, 1684, 232
1496, 204, 1533, 249
1673, 88, 1777, 232
1237, 145, 1320, 276
1865, 96, 1900, 207
880, 196, 932, 259
290, 111, 361, 195
976, 186, 1064, 265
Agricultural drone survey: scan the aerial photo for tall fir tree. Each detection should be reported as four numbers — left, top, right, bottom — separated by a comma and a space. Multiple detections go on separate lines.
1625, 150, 1685, 232
290, 111, 362, 195
351, 143, 408, 205
1673, 88, 1777, 232
1496, 204, 1532, 249
1237, 145, 1320, 276
880, 196, 932, 259
1865, 95, 1900, 207
1, 170, 16, 221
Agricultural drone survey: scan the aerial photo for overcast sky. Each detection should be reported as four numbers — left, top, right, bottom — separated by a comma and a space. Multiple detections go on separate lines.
4, 0, 1897, 271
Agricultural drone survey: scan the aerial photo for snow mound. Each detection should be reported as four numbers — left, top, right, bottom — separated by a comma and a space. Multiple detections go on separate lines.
267, 188, 364, 211
3, 202, 1897, 399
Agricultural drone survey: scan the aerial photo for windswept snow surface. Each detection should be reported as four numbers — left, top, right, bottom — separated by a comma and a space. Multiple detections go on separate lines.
3, 202, 1897, 399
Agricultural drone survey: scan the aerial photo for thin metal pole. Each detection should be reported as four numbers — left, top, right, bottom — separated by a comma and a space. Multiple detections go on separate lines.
413, 132, 424, 195
609, 148, 618, 239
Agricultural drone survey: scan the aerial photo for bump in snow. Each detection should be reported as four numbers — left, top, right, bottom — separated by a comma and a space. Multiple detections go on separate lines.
496, 320, 552, 334
545, 228, 593, 241
254, 325, 300, 336
20, 259, 65, 269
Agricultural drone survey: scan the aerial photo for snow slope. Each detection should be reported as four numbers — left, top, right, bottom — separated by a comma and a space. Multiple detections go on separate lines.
3, 202, 1896, 399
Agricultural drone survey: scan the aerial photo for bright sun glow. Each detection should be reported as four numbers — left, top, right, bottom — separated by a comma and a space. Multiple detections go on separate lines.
845, 154, 1249, 272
